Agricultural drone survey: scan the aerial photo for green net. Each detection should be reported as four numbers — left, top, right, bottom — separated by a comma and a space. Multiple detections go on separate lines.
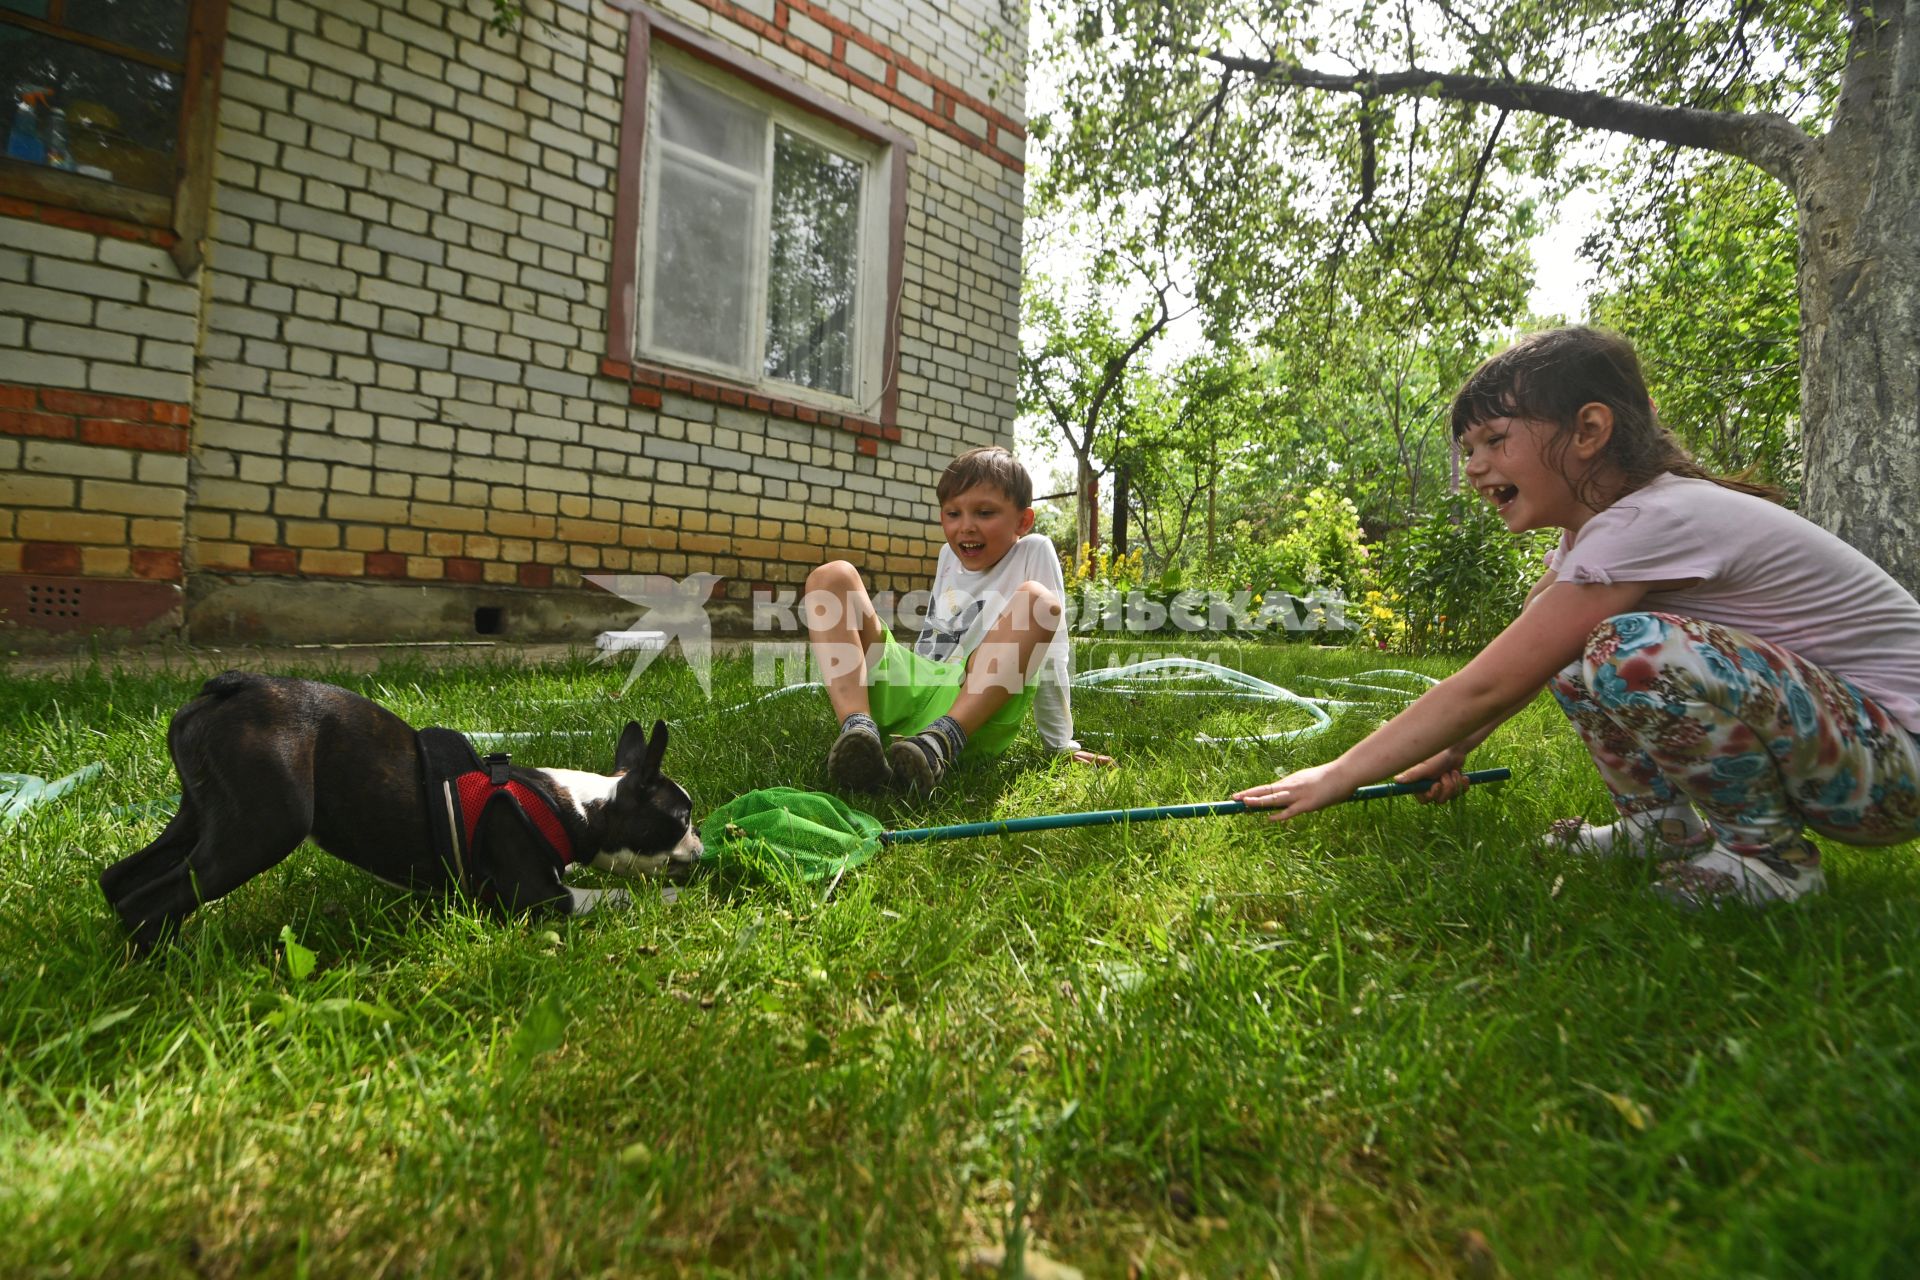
697, 787, 885, 883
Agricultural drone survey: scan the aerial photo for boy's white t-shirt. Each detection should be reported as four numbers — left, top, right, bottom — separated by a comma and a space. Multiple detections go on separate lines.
1546, 473, 1920, 732
911, 532, 1080, 752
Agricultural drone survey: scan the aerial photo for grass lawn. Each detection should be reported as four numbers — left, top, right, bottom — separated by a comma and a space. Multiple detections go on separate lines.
2, 640, 1917, 1277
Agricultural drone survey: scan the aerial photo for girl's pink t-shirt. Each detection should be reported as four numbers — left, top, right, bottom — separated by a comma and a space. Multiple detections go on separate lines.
1546, 473, 1920, 732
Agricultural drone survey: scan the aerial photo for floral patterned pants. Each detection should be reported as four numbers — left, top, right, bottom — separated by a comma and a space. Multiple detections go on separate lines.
1549, 612, 1920, 861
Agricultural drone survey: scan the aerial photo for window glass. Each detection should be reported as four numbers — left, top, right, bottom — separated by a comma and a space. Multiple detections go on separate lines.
658, 65, 762, 174
651, 163, 757, 369
1, 27, 180, 191
765, 127, 862, 397
638, 53, 882, 403
65, 0, 188, 60
0, 2, 52, 20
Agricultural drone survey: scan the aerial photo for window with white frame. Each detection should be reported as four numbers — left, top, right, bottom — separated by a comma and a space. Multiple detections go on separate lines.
638, 54, 888, 409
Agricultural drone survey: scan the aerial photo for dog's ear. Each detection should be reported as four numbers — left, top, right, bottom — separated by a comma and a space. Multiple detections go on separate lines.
614, 720, 651, 776
642, 719, 669, 778
614, 719, 670, 778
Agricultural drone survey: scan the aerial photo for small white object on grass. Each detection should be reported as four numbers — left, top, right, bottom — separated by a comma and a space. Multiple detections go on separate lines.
595, 629, 667, 654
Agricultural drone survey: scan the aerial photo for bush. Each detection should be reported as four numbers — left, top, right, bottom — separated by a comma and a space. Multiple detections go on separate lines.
1058, 490, 1406, 646
1223, 487, 1370, 602
1060, 542, 1332, 640
1377, 495, 1552, 654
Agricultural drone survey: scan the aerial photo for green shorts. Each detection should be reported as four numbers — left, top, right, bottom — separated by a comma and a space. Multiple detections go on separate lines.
866, 628, 1039, 760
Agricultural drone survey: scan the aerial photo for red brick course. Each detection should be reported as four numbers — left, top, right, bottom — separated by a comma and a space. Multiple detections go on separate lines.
22, 542, 84, 575
0, 382, 191, 452
364, 551, 408, 579
669, 0, 1027, 171
250, 545, 298, 574
131, 548, 183, 580
600, 357, 902, 444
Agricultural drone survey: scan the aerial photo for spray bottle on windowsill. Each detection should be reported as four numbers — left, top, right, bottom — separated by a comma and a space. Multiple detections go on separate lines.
6, 88, 48, 166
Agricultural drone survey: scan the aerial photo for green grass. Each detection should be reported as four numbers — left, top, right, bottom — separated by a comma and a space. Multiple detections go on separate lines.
1, 641, 1916, 1277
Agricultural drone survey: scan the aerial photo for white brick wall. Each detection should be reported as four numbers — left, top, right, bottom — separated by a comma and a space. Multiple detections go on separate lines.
2, 0, 1028, 639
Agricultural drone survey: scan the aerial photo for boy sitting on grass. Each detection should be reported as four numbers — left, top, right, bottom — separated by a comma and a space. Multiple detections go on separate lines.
803, 446, 1112, 795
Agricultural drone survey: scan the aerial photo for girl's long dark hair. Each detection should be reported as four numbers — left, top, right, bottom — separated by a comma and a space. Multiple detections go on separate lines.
1449, 326, 1785, 506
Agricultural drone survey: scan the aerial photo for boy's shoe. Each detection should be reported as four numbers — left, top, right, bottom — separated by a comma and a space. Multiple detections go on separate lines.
1650, 840, 1826, 910
1550, 813, 1709, 859
827, 721, 891, 792
887, 715, 968, 797
887, 734, 947, 796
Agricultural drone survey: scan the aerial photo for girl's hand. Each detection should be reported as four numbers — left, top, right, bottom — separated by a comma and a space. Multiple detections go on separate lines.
1069, 749, 1115, 767
1395, 746, 1472, 806
1232, 762, 1352, 822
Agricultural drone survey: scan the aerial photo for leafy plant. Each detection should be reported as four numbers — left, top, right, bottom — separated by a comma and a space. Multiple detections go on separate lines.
1274, 487, 1371, 601
1221, 488, 1372, 604
488, 1, 523, 35
1378, 494, 1550, 654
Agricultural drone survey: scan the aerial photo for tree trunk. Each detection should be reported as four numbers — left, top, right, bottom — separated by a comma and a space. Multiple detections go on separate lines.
1207, 474, 1217, 575
1797, 215, 1920, 599
1112, 461, 1131, 558
1794, 0, 1919, 598
1076, 458, 1100, 550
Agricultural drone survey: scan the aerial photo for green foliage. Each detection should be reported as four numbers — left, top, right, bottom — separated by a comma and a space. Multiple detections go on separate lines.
499, 991, 568, 1093
488, 1, 523, 36
1588, 157, 1802, 497
279, 923, 317, 982
1019, 277, 1175, 546
1378, 493, 1552, 654
1107, 352, 1276, 580
1218, 529, 1305, 600
1228, 486, 1371, 601
1282, 487, 1371, 600
1034, 1, 1559, 354
1030, 0, 1854, 547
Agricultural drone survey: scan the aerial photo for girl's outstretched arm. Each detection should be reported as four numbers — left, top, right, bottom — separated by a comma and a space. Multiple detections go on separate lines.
1397, 566, 1569, 803
1236, 580, 1651, 820
1393, 684, 1542, 803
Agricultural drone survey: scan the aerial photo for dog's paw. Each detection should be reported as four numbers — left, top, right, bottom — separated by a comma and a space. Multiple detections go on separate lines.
564, 886, 633, 917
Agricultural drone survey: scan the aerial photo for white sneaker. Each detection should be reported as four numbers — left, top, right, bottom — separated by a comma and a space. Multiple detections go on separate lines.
1650, 842, 1827, 910
1550, 812, 1708, 859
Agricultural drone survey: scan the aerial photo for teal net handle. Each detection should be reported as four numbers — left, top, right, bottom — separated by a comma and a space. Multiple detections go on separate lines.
882, 768, 1512, 844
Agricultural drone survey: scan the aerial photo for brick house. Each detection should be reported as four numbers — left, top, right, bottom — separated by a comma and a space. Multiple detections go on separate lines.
0, 0, 1028, 648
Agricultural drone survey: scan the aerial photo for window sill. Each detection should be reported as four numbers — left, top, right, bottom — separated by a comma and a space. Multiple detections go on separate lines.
0, 158, 173, 227
599, 357, 900, 452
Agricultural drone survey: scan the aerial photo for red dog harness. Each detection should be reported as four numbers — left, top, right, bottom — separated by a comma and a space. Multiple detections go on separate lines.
454, 753, 574, 868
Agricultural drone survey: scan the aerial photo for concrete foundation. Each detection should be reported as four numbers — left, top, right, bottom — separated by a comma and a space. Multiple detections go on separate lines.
183, 576, 688, 646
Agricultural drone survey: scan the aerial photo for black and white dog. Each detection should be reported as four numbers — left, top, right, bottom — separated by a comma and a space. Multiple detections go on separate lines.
100, 671, 703, 951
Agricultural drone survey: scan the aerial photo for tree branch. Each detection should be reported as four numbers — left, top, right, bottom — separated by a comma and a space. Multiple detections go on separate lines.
1081, 286, 1174, 441
1424, 108, 1507, 297
1175, 69, 1235, 153
1167, 43, 1815, 186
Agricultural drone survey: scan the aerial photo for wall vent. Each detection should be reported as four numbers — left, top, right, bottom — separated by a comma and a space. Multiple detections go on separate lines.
25, 582, 86, 621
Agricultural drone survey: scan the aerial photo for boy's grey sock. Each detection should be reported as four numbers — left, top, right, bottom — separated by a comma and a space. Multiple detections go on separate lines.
887, 715, 967, 795
827, 712, 890, 792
